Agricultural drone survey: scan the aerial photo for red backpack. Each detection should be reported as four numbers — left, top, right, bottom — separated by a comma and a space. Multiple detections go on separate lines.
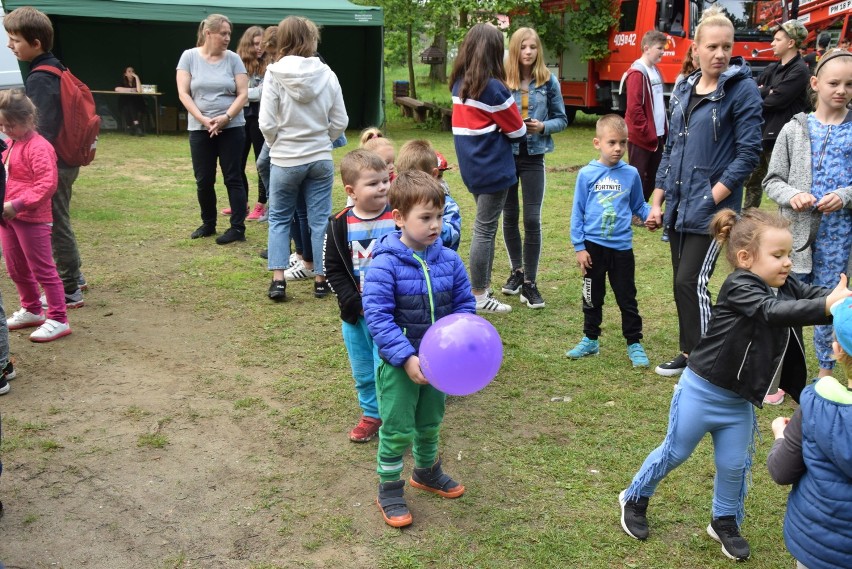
32, 64, 100, 167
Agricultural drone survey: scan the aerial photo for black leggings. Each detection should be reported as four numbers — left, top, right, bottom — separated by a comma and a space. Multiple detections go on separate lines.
241, 112, 266, 204
668, 231, 721, 354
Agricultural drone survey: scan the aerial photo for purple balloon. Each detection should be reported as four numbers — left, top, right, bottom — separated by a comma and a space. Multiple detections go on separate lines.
418, 313, 503, 396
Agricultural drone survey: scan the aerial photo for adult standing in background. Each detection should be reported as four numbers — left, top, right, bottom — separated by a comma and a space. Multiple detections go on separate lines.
260, 16, 348, 302
177, 13, 249, 245
500, 27, 567, 310
451, 22, 526, 315
742, 20, 810, 210
803, 32, 831, 73
647, 6, 763, 377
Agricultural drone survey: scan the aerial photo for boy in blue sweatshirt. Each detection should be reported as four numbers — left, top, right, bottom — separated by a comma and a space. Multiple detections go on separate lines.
567, 114, 651, 367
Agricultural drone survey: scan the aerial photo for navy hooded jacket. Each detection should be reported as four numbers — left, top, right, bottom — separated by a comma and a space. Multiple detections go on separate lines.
655, 57, 763, 235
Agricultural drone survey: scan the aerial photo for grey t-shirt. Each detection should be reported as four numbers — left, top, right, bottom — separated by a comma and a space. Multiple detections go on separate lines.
176, 48, 247, 131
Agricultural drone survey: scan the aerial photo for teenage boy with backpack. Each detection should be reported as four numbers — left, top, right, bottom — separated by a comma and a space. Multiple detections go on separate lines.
5, 7, 88, 308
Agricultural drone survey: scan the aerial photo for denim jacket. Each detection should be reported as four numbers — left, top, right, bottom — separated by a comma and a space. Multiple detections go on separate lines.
511, 73, 568, 156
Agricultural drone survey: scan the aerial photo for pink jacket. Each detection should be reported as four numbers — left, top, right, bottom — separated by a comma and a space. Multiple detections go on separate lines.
2, 130, 58, 223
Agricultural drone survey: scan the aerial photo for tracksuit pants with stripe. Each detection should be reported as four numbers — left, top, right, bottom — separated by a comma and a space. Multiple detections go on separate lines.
668, 231, 720, 355
375, 361, 445, 483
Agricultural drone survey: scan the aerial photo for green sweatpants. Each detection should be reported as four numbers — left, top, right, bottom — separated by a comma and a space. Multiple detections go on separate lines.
376, 361, 446, 483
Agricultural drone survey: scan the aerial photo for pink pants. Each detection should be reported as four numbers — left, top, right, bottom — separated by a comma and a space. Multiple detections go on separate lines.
0, 218, 67, 323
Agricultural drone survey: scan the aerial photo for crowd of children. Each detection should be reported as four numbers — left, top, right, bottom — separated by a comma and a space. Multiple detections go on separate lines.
1, 6, 852, 567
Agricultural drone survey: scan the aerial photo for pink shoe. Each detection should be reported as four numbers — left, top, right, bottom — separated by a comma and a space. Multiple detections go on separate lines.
763, 389, 785, 405
246, 203, 265, 221
220, 207, 232, 215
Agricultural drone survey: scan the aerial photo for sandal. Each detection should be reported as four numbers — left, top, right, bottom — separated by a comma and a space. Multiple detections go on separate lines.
409, 458, 465, 499
377, 480, 412, 528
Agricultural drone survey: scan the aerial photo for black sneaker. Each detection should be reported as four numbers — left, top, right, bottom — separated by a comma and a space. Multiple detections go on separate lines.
3, 361, 15, 380
707, 516, 750, 561
190, 224, 216, 239
259, 249, 268, 260
268, 279, 287, 302
520, 282, 545, 309
619, 490, 649, 540
501, 270, 524, 295
655, 353, 688, 377
0, 360, 13, 396
216, 227, 246, 245
314, 280, 331, 298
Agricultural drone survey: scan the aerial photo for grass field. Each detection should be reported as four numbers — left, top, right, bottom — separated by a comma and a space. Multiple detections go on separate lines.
0, 73, 820, 568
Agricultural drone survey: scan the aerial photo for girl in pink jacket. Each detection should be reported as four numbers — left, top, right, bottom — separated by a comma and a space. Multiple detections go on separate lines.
0, 90, 69, 342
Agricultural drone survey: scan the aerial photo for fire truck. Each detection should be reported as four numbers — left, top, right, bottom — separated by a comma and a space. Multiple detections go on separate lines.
541, 0, 848, 121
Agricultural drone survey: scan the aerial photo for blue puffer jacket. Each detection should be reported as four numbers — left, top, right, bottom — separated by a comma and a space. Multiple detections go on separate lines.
362, 232, 476, 368
784, 380, 852, 569
655, 57, 763, 234
511, 73, 568, 155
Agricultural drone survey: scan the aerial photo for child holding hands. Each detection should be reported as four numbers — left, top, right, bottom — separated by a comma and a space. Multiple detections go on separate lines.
567, 115, 651, 367
323, 150, 395, 442
764, 49, 852, 395
0, 89, 70, 342
619, 208, 851, 561
767, 297, 852, 569
362, 170, 476, 528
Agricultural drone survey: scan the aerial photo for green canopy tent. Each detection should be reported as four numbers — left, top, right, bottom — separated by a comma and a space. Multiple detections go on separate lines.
4, 0, 385, 129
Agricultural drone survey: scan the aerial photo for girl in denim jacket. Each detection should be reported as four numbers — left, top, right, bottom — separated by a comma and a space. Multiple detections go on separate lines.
501, 27, 568, 309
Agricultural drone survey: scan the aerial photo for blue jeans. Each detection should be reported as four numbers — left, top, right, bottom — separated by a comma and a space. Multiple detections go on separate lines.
503, 150, 545, 283
625, 368, 755, 523
267, 160, 334, 273
341, 317, 380, 419
189, 127, 247, 231
256, 143, 309, 256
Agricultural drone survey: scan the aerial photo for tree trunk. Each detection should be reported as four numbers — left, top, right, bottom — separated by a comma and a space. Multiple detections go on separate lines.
406, 23, 417, 100
428, 33, 447, 85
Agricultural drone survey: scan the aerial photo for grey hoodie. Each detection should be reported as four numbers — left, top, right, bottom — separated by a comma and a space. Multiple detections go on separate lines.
258, 55, 348, 167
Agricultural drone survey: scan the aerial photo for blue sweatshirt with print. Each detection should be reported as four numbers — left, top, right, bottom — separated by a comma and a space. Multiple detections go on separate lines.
571, 160, 650, 252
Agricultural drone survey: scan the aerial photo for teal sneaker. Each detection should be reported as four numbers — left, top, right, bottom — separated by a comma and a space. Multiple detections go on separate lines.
627, 343, 650, 368
566, 337, 599, 359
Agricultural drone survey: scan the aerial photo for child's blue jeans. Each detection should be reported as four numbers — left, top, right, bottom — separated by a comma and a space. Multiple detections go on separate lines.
341, 317, 380, 419
625, 367, 755, 523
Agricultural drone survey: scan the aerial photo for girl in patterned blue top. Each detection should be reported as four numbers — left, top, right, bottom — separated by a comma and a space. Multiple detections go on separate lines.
764, 50, 852, 402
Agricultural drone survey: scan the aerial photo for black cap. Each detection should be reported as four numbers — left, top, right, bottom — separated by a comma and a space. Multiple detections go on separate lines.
817, 32, 831, 49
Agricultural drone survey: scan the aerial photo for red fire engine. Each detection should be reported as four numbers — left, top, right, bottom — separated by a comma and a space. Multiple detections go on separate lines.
542, 0, 803, 120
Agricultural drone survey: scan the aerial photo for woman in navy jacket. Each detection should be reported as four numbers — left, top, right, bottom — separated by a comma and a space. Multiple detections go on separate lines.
647, 7, 763, 377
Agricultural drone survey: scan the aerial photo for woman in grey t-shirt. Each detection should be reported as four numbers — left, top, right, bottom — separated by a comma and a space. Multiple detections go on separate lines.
177, 13, 249, 244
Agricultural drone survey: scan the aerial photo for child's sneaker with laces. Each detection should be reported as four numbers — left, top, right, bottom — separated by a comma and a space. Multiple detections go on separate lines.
501, 270, 524, 295
349, 416, 381, 442
284, 261, 316, 281
7, 308, 46, 330
619, 489, 649, 540
707, 516, 750, 561
409, 458, 465, 498
520, 282, 545, 309
566, 336, 599, 359
763, 388, 785, 405
627, 343, 650, 368
377, 480, 412, 528
0, 361, 14, 395
29, 319, 71, 343
475, 292, 512, 314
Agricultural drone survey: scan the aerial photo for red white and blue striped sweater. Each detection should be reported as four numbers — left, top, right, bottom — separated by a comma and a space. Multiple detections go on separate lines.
452, 78, 526, 194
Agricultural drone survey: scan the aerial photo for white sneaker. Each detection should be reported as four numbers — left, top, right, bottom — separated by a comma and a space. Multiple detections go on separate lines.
284, 260, 316, 281
287, 252, 300, 269
29, 319, 71, 343
475, 292, 512, 314
7, 307, 46, 330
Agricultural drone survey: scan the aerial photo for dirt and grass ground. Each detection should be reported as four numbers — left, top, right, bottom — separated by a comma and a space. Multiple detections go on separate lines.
0, 111, 815, 568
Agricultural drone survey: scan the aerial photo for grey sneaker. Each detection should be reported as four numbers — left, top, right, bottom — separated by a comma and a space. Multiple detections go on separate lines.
41, 289, 84, 309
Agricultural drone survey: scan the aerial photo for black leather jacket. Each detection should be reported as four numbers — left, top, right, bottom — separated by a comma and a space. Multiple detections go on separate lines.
687, 269, 831, 408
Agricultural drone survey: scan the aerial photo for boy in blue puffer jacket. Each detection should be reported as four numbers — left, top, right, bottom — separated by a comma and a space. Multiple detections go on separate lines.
362, 170, 476, 528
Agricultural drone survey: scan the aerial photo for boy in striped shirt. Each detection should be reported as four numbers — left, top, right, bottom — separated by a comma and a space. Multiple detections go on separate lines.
324, 150, 396, 442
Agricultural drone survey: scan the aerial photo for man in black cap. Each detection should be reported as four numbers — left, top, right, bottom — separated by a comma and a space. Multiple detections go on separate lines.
743, 20, 811, 210
804, 32, 832, 73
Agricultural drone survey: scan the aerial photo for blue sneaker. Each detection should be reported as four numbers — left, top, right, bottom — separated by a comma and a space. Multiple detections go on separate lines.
566, 337, 599, 359
628, 343, 650, 368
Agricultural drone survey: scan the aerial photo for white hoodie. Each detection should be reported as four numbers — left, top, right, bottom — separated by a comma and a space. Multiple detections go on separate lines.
259, 56, 348, 167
